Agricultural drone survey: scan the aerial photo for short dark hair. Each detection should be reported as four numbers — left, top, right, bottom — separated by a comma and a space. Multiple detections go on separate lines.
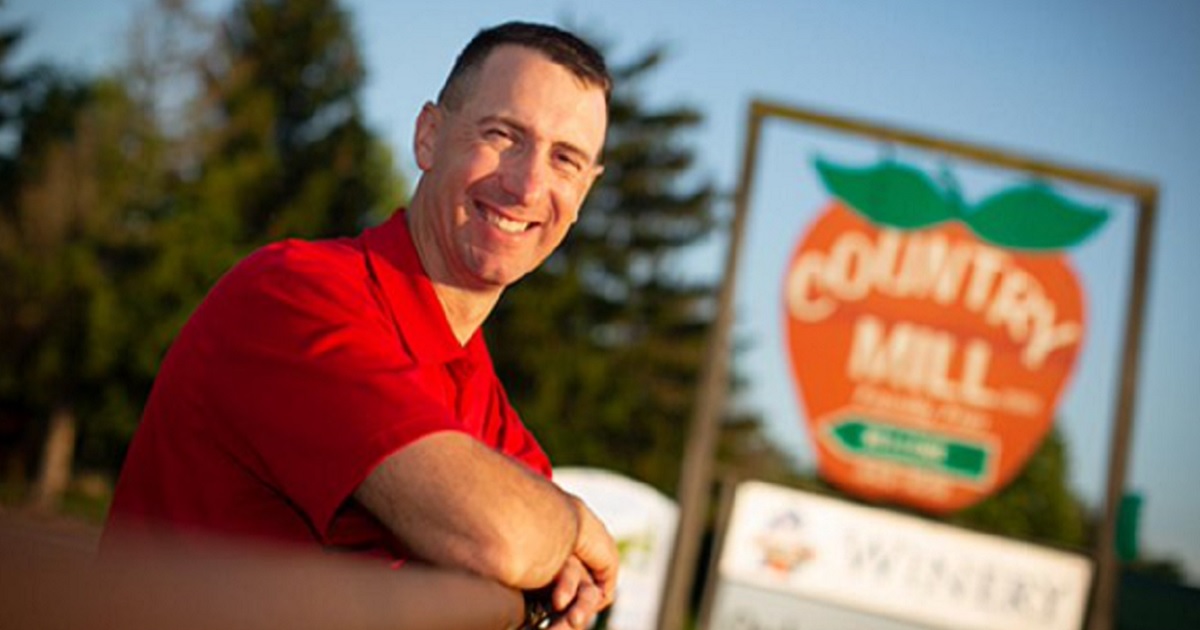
437, 21, 612, 111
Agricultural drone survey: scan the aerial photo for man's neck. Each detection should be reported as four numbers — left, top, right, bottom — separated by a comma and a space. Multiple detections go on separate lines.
430, 282, 500, 346
402, 207, 502, 345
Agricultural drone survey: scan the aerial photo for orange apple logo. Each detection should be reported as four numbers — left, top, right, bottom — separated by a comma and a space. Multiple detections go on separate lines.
784, 158, 1107, 513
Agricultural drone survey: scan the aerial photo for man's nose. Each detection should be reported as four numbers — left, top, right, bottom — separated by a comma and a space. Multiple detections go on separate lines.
499, 147, 548, 206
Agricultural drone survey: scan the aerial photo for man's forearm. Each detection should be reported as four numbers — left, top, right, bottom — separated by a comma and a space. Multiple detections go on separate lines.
355, 432, 581, 588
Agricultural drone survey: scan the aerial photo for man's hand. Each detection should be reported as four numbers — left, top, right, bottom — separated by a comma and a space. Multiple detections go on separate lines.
545, 556, 605, 629
355, 435, 620, 626
535, 497, 618, 629
570, 497, 619, 607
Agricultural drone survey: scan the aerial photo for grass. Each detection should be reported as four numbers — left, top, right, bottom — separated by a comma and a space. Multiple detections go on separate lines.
0, 476, 112, 526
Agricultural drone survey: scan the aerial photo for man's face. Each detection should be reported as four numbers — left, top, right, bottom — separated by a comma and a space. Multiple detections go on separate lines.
412, 45, 607, 291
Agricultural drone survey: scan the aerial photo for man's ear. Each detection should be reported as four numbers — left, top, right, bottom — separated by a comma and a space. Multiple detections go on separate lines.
586, 163, 605, 192
413, 102, 441, 171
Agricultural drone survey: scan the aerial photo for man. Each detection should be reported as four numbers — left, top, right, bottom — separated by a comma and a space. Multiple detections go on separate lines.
104, 21, 618, 629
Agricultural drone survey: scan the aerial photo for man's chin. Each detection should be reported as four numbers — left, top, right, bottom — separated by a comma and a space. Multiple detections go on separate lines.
469, 266, 530, 291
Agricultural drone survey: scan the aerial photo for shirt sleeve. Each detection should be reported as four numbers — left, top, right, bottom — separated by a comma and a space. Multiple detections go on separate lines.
193, 241, 465, 540
483, 374, 553, 478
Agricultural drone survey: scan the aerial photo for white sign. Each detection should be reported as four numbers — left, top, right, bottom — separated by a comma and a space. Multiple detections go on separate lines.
554, 467, 678, 630
710, 581, 928, 630
716, 481, 1093, 630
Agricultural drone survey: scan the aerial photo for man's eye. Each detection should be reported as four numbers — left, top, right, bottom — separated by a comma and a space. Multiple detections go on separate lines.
484, 127, 513, 142
554, 152, 583, 173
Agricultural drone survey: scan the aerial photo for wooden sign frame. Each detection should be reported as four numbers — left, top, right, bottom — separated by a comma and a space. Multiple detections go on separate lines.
660, 99, 1158, 630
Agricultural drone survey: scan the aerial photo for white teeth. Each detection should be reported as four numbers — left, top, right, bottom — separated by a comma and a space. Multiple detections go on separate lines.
483, 208, 530, 234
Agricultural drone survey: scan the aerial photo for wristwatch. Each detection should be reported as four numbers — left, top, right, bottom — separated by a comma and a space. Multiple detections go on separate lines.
521, 588, 559, 630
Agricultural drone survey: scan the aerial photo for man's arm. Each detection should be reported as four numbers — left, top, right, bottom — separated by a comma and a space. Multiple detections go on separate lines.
355, 431, 586, 589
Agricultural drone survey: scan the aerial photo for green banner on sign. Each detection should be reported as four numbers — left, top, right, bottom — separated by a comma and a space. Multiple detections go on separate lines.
828, 418, 991, 481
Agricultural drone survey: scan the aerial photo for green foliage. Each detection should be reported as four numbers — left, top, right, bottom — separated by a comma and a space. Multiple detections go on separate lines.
715, 417, 811, 490
108, 0, 401, 466
944, 426, 1089, 549
198, 0, 393, 245
1, 23, 30, 205
0, 0, 404, 481
0, 64, 172, 473
1124, 556, 1188, 584
0, 66, 94, 410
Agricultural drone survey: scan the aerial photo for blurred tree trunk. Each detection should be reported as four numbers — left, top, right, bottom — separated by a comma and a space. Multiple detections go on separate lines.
29, 404, 76, 512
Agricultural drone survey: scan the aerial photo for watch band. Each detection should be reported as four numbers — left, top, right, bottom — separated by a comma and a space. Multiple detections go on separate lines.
521, 587, 559, 630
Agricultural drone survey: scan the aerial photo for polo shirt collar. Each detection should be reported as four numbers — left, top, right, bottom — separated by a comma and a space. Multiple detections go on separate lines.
362, 210, 479, 366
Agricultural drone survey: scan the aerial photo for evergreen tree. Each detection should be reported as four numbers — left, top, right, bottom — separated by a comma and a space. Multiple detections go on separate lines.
487, 41, 760, 495
129, 0, 405, 407
0, 59, 167, 505
947, 426, 1089, 548
194, 0, 392, 246
0, 0, 405, 506
716, 417, 812, 489
0, 24, 29, 208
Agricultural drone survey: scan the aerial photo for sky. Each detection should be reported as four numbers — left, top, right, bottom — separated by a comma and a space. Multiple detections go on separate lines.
6, 0, 1199, 584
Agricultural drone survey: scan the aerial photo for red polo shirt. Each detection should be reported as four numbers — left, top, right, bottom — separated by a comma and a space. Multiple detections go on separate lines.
104, 210, 550, 558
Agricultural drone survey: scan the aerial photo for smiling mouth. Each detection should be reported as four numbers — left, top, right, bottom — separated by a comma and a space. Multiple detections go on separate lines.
479, 204, 537, 234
